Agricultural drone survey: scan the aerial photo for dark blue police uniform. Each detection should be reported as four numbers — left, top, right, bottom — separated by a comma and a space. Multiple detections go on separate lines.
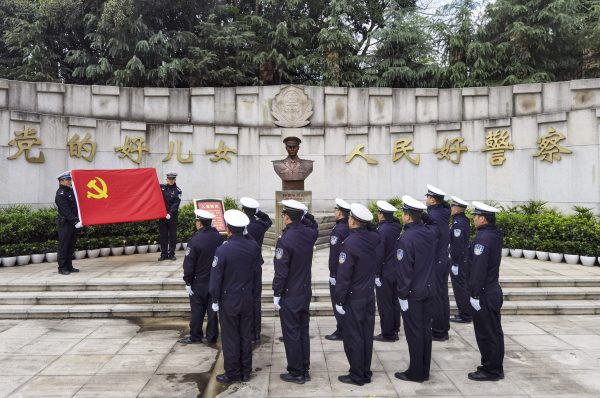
449, 212, 472, 322
159, 183, 182, 259
374, 217, 403, 340
209, 234, 262, 381
183, 226, 224, 343
428, 202, 452, 339
468, 223, 504, 378
335, 225, 380, 384
328, 217, 350, 338
396, 212, 438, 382
273, 214, 318, 378
55, 184, 80, 273
246, 210, 273, 341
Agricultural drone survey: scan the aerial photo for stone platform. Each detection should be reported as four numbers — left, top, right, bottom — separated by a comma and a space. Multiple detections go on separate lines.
2, 248, 600, 318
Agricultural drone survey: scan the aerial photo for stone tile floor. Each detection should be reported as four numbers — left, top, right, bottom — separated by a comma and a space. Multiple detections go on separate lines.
1, 315, 600, 397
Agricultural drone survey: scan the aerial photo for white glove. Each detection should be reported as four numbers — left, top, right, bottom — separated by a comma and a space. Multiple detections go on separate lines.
166, 214, 171, 220
274, 296, 281, 310
329, 277, 336, 286
303, 210, 307, 215
399, 298, 409, 311
451, 266, 459, 276
470, 297, 481, 311
335, 304, 345, 315
212, 303, 219, 312
185, 286, 194, 296
375, 277, 382, 287
74, 221, 83, 229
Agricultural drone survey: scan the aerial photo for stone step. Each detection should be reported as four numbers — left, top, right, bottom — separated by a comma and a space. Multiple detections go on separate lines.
2, 299, 600, 319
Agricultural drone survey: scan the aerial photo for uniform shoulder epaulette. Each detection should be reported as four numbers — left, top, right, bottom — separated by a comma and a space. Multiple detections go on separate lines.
341, 236, 350, 245
176, 187, 181, 192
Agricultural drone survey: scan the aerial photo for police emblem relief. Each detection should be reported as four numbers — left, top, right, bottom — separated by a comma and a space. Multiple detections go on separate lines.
397, 249, 404, 260
212, 256, 218, 267
276, 248, 283, 259
331, 236, 338, 245
339, 252, 346, 264
270, 85, 313, 128
474, 244, 484, 256
454, 229, 462, 237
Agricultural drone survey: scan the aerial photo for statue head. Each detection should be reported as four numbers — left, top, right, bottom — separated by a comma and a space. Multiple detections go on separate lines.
283, 136, 301, 158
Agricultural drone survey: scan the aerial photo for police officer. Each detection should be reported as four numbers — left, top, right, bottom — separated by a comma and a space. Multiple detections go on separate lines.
449, 196, 472, 324
374, 200, 403, 342
180, 209, 224, 345
240, 197, 273, 344
55, 171, 83, 275
467, 202, 504, 382
325, 198, 351, 341
335, 203, 380, 386
425, 184, 452, 341
158, 171, 182, 261
210, 210, 263, 384
273, 200, 318, 384
395, 195, 438, 383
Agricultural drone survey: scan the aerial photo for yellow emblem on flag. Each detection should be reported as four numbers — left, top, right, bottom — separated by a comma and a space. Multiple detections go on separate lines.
87, 177, 108, 199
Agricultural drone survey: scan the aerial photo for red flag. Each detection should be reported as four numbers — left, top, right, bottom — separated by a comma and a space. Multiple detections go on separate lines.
71, 168, 167, 226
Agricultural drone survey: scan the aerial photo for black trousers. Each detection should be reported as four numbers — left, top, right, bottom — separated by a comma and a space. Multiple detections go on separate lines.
432, 258, 450, 338
279, 294, 311, 377
472, 287, 504, 377
220, 296, 253, 380
329, 284, 343, 337
252, 268, 262, 336
57, 222, 78, 271
189, 282, 218, 343
159, 215, 178, 257
341, 294, 376, 383
450, 262, 472, 322
376, 268, 401, 338
401, 295, 433, 381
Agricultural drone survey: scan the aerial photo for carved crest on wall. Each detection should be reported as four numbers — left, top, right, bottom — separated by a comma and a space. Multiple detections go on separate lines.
271, 85, 313, 128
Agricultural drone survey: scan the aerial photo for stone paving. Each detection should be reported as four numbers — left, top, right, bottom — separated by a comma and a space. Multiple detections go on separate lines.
2, 315, 600, 397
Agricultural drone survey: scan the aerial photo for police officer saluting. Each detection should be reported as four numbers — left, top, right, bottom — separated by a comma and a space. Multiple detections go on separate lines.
209, 210, 263, 383
55, 171, 83, 275
325, 198, 351, 341
374, 200, 403, 342
425, 184, 452, 341
273, 200, 318, 384
335, 203, 380, 386
158, 171, 182, 261
395, 196, 437, 383
240, 197, 273, 344
449, 196, 472, 324
468, 202, 504, 381
180, 209, 224, 345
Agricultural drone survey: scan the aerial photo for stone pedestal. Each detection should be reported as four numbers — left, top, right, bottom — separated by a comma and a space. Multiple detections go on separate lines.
275, 190, 312, 238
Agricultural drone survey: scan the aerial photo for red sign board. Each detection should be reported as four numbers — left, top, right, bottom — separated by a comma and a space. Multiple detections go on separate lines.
194, 198, 226, 233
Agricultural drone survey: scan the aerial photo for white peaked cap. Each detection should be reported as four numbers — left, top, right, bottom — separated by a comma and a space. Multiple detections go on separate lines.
281, 199, 308, 211
240, 197, 260, 209
451, 196, 470, 208
194, 209, 215, 220
350, 203, 373, 222
335, 198, 351, 211
377, 200, 397, 213
56, 171, 71, 180
224, 209, 250, 227
472, 201, 501, 215
426, 184, 447, 197
166, 171, 178, 177
402, 195, 427, 211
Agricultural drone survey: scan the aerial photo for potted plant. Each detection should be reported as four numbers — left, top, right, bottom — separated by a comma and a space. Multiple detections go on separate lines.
30, 244, 45, 264
563, 241, 580, 265
501, 236, 510, 257
522, 239, 536, 260
149, 239, 159, 253
16, 243, 32, 265
508, 237, 523, 258
111, 238, 125, 256
84, 238, 101, 259
123, 238, 136, 255
73, 240, 87, 260
1, 245, 17, 267
548, 240, 564, 263
134, 236, 148, 254
535, 238, 549, 261
99, 237, 111, 257
580, 242, 596, 266
44, 240, 58, 263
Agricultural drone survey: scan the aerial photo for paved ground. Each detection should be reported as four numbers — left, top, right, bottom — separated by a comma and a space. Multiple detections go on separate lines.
2, 315, 600, 397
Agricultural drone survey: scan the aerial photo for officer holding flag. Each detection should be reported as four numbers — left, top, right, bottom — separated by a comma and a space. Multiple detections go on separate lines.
158, 171, 181, 261
55, 171, 83, 275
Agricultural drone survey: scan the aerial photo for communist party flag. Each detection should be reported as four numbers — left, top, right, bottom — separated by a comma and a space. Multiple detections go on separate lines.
71, 168, 167, 226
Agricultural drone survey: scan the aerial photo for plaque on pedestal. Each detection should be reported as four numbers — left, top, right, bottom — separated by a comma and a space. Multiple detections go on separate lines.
275, 191, 312, 238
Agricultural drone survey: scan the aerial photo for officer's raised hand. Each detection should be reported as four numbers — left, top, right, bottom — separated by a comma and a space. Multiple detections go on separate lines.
335, 304, 345, 315
398, 298, 409, 311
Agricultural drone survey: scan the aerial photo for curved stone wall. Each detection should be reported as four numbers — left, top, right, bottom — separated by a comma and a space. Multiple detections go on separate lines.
1, 78, 599, 211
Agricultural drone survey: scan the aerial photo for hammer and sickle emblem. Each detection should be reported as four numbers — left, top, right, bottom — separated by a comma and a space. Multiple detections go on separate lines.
87, 177, 108, 199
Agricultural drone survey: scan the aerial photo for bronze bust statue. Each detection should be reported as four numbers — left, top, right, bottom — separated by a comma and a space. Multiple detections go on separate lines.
272, 136, 314, 190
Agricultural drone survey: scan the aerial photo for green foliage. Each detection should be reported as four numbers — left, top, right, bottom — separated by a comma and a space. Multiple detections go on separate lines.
0, 204, 34, 214
367, 197, 403, 226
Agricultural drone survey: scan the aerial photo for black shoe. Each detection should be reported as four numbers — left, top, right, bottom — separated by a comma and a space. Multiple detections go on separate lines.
278, 336, 284, 342
432, 334, 449, 342
67, 267, 79, 272
304, 372, 310, 382
451, 316, 472, 324
468, 370, 499, 381
325, 333, 342, 341
158, 256, 168, 261
477, 366, 504, 379
280, 373, 304, 384
251, 334, 261, 344
242, 375, 250, 382
394, 371, 425, 383
206, 340, 217, 345
170, 255, 177, 261
179, 338, 201, 344
338, 374, 363, 386
373, 334, 396, 342
58, 269, 70, 275
364, 378, 371, 383
216, 373, 241, 384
